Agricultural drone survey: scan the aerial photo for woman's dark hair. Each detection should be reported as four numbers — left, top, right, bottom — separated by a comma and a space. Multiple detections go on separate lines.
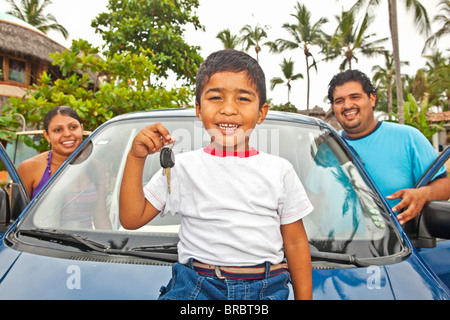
328, 69, 377, 104
195, 49, 267, 108
43, 106, 82, 132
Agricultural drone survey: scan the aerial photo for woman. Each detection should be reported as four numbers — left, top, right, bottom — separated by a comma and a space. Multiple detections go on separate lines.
18, 106, 84, 199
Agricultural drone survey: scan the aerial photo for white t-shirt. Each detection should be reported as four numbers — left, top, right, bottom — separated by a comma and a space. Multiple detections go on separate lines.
144, 146, 313, 266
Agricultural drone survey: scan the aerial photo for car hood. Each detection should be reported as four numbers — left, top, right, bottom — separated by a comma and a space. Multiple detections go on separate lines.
0, 246, 173, 299
0, 246, 448, 300
312, 252, 450, 300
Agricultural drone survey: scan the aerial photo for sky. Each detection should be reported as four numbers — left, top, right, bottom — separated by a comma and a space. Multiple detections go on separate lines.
0, 0, 445, 112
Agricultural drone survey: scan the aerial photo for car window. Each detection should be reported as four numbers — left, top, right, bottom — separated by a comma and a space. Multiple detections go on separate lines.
19, 116, 404, 260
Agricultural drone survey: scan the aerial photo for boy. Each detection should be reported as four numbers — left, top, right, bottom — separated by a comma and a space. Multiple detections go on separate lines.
119, 50, 313, 300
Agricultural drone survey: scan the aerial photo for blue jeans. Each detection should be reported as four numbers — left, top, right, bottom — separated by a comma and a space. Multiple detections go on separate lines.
158, 260, 290, 300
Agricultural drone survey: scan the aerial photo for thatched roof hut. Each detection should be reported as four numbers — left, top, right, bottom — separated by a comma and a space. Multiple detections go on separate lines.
0, 12, 66, 64
299, 106, 342, 131
0, 12, 68, 105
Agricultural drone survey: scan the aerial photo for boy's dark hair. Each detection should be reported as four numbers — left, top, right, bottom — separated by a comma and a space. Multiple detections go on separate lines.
196, 49, 267, 108
327, 69, 377, 104
44, 106, 82, 132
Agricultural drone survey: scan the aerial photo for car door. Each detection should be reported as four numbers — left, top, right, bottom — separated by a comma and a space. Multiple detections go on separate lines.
0, 143, 29, 235
410, 145, 450, 288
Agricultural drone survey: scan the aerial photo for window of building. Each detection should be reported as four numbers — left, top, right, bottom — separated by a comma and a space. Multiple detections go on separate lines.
0, 56, 3, 81
0, 55, 31, 85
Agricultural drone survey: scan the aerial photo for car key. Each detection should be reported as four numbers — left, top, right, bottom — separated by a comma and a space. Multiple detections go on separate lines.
160, 143, 175, 194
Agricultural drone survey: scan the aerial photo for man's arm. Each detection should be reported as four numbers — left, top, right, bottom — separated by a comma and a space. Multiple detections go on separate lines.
388, 176, 450, 225
281, 219, 312, 300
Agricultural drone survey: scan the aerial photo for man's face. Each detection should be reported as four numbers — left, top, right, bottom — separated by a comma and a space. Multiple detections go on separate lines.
331, 81, 377, 139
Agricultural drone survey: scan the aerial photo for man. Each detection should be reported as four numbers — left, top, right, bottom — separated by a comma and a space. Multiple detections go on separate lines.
328, 69, 450, 225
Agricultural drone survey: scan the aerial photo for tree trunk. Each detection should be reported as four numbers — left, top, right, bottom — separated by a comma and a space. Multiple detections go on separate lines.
304, 45, 310, 113
388, 0, 404, 124
388, 75, 393, 120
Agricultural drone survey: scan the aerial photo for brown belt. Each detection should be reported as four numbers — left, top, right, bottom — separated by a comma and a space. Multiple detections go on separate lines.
192, 260, 289, 280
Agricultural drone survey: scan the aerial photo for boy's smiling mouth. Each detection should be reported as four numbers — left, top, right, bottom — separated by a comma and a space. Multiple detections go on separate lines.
216, 122, 241, 134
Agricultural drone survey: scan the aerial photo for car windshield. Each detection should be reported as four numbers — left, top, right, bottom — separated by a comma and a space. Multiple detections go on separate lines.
17, 114, 405, 263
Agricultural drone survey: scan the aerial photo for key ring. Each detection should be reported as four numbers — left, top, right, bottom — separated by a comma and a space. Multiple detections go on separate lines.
160, 137, 179, 169
160, 145, 175, 168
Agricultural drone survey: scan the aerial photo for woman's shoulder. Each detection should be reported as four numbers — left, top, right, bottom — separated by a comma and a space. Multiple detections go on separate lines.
18, 152, 49, 171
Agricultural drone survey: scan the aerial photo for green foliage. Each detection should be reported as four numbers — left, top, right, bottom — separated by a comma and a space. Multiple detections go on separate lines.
423, 51, 450, 111
240, 24, 269, 62
92, 0, 204, 85
326, 9, 388, 71
403, 93, 443, 141
216, 29, 242, 50
0, 116, 17, 143
270, 58, 303, 104
266, 3, 328, 111
1, 39, 193, 150
6, 0, 69, 39
269, 102, 298, 113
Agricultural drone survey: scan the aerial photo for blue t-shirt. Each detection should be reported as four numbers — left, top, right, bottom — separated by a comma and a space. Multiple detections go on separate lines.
342, 121, 446, 209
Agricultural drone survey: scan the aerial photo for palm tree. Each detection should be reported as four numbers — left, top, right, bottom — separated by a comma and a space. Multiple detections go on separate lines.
423, 50, 450, 111
325, 10, 388, 70
372, 51, 409, 119
6, 0, 69, 39
270, 58, 304, 103
267, 2, 328, 112
348, 0, 431, 124
216, 29, 241, 49
240, 24, 269, 62
424, 0, 450, 52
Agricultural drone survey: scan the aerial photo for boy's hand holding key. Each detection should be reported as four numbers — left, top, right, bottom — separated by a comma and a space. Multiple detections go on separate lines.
129, 123, 176, 159
130, 123, 176, 194
119, 122, 175, 230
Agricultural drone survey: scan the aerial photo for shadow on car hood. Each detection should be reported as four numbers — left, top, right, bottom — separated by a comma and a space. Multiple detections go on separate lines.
312, 252, 450, 300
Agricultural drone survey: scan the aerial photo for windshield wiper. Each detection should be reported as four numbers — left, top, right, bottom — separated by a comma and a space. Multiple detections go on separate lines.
18, 228, 111, 251
17, 228, 178, 262
16, 229, 374, 266
128, 243, 178, 252
310, 250, 372, 267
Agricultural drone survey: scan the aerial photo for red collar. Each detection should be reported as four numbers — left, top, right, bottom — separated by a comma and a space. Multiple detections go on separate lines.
203, 145, 259, 158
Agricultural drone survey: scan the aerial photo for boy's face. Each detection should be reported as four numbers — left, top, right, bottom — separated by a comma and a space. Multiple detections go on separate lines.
196, 71, 268, 152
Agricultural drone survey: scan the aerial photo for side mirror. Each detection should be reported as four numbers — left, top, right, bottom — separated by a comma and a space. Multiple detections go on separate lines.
410, 201, 450, 248
0, 187, 11, 234
9, 182, 29, 220
421, 201, 450, 240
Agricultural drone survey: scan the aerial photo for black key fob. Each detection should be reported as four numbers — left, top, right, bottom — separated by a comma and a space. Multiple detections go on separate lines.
160, 147, 175, 168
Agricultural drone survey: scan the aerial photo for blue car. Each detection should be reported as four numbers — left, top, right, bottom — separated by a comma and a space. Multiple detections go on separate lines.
0, 109, 449, 300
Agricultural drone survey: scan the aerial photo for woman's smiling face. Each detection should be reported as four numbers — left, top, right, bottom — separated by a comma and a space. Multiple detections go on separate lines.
196, 71, 268, 152
44, 114, 84, 156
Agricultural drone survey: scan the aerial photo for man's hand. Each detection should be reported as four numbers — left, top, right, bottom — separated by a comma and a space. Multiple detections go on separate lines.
388, 176, 450, 225
387, 188, 429, 225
